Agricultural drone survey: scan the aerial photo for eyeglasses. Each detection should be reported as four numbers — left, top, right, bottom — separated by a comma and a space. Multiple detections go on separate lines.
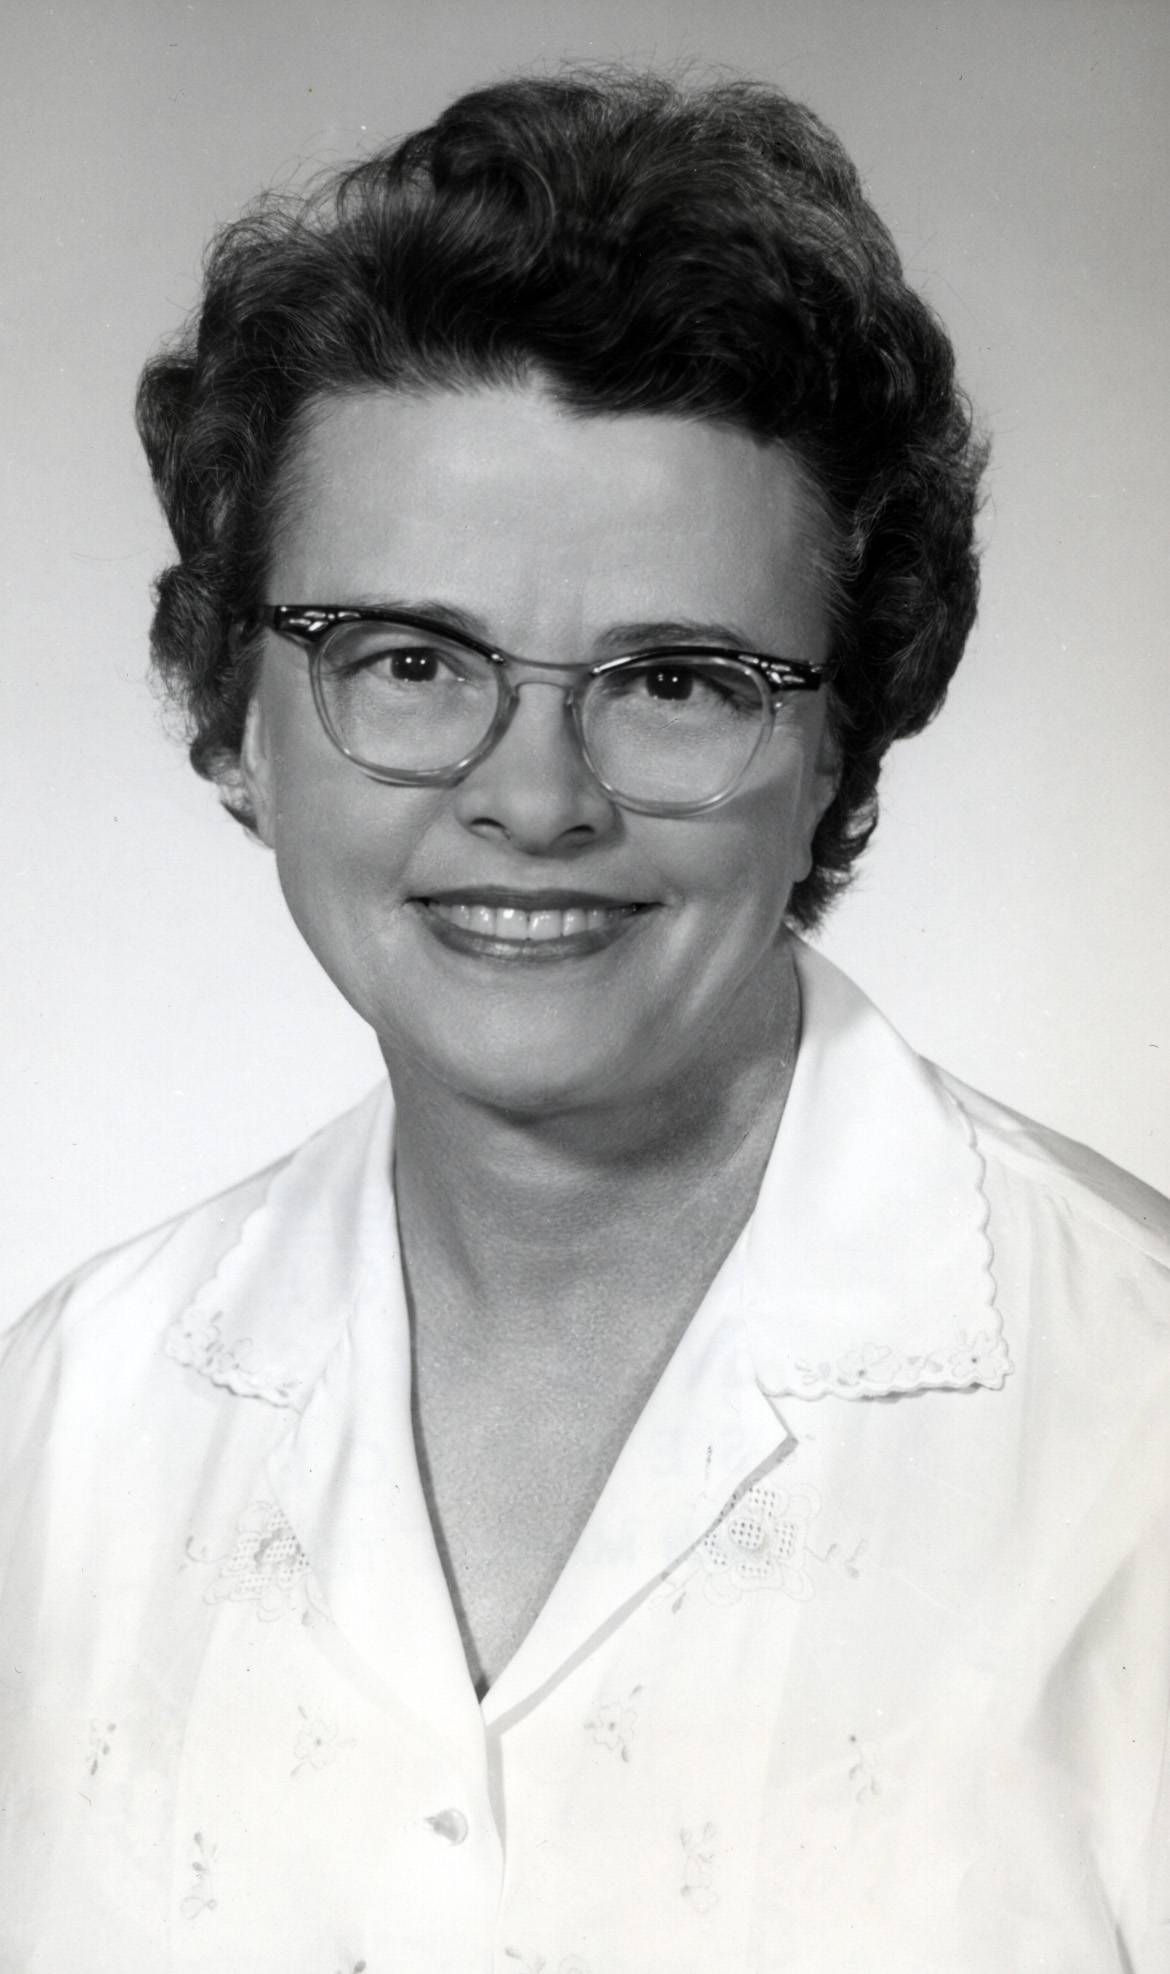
253, 605, 827, 817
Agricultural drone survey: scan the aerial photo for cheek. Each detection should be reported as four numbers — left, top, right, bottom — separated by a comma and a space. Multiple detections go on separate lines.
251, 670, 423, 888
265, 796, 432, 1029
265, 760, 438, 950
682, 765, 822, 922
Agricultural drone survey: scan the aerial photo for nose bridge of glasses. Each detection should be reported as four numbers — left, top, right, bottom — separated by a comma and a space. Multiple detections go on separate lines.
472, 653, 616, 812
459, 649, 617, 832
493, 662, 589, 754
501, 649, 593, 698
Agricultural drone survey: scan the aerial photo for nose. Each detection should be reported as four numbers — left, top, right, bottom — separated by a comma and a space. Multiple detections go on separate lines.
451, 678, 618, 853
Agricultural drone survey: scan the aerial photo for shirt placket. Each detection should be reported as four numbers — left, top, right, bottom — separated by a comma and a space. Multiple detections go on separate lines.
481, 1241, 799, 1967
171, 1235, 502, 1971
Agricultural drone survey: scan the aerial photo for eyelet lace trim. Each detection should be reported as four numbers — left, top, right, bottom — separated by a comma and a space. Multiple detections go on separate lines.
165, 1302, 305, 1407
162, 1105, 393, 1409
185, 1499, 320, 1618
762, 1327, 1011, 1400
164, 1159, 311, 1407
754, 1088, 1011, 1401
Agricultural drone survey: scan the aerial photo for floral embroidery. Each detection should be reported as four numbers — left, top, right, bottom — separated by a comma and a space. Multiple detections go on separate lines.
165, 1304, 304, 1406
806, 1534, 868, 1580
504, 1952, 591, 1973
185, 1501, 321, 1621
847, 1733, 881, 1802
85, 1719, 117, 1779
585, 1685, 642, 1762
180, 1831, 218, 1919
696, 1481, 817, 1603
680, 1823, 720, 1913
292, 1708, 356, 1778
766, 1326, 1011, 1398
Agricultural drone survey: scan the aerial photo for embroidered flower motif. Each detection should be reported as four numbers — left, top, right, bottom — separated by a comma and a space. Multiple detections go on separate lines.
165, 1304, 304, 1407
85, 1719, 117, 1779
292, 1707, 356, 1778
774, 1325, 1011, 1398
697, 1481, 817, 1603
680, 1823, 720, 1913
504, 1953, 591, 1973
653, 1568, 694, 1614
805, 1534, 868, 1580
180, 1831, 218, 1919
945, 1329, 1011, 1386
186, 1501, 320, 1621
847, 1733, 881, 1803
584, 1685, 642, 1762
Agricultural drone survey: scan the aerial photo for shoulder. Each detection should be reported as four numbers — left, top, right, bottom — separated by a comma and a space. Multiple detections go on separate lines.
0, 1087, 388, 1397
0, 1154, 288, 1431
794, 938, 1170, 1274
790, 942, 1170, 1379
932, 1064, 1170, 1269
929, 1063, 1170, 1387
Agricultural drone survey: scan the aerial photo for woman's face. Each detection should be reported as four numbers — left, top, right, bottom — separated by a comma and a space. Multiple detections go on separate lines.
241, 383, 838, 1117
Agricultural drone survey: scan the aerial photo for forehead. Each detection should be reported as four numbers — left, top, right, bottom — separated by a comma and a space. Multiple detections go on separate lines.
269, 384, 832, 659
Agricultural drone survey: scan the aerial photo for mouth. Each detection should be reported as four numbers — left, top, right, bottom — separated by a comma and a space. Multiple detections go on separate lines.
414, 891, 651, 960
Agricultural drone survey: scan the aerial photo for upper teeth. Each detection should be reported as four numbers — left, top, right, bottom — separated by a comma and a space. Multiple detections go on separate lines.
430, 903, 630, 941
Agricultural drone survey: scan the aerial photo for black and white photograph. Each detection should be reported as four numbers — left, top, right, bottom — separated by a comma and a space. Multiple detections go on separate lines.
2, 3, 1168, 1968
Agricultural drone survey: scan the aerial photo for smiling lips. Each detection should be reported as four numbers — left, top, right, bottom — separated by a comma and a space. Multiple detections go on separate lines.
418, 892, 647, 956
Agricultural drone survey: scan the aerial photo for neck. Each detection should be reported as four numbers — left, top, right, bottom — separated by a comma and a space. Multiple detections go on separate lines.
387, 942, 802, 1359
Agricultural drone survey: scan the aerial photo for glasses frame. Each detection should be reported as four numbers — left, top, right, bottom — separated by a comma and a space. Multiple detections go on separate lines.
251, 604, 827, 817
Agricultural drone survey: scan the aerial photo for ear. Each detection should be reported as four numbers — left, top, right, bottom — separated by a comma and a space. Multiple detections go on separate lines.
794, 715, 842, 883
227, 691, 277, 846
811, 715, 842, 822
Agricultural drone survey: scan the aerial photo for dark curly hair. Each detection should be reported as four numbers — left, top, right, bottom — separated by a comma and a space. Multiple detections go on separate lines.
136, 68, 987, 928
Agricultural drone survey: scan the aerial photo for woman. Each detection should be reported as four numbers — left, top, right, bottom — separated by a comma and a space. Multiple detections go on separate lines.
2, 69, 1167, 1973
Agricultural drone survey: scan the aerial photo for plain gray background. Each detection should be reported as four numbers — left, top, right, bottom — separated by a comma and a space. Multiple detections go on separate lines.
3, 0, 1168, 1320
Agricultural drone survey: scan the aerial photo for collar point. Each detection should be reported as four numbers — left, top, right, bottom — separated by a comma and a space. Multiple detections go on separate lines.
757, 1326, 1013, 1402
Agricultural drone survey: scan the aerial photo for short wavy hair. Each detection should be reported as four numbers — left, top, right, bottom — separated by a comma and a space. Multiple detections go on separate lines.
137, 68, 987, 928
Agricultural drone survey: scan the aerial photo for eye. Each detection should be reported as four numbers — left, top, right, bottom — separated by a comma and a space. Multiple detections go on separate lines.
383, 646, 442, 683
360, 637, 471, 685
607, 656, 761, 714
320, 621, 490, 686
642, 664, 696, 702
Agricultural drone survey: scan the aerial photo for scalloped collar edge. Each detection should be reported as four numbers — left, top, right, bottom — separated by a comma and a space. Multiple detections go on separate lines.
164, 945, 1009, 1411
737, 942, 1008, 1401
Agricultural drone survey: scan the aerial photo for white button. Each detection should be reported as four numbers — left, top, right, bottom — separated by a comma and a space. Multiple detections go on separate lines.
425, 1807, 469, 1845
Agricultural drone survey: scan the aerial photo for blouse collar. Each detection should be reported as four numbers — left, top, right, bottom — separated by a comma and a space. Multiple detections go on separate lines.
166, 942, 1009, 1413
165, 1087, 397, 1411
738, 942, 1008, 1399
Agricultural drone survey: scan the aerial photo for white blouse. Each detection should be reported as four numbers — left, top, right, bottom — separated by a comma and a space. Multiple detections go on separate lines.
2, 945, 1168, 1973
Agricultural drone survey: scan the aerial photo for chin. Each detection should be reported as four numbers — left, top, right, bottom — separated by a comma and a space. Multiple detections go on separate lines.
391, 1021, 644, 1118
457, 1057, 628, 1118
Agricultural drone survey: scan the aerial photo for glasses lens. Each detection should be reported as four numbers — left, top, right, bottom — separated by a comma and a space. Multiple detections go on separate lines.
314, 620, 499, 773
581, 656, 767, 807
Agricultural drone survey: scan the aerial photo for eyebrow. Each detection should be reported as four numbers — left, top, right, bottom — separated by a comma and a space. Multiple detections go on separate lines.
332, 597, 763, 655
